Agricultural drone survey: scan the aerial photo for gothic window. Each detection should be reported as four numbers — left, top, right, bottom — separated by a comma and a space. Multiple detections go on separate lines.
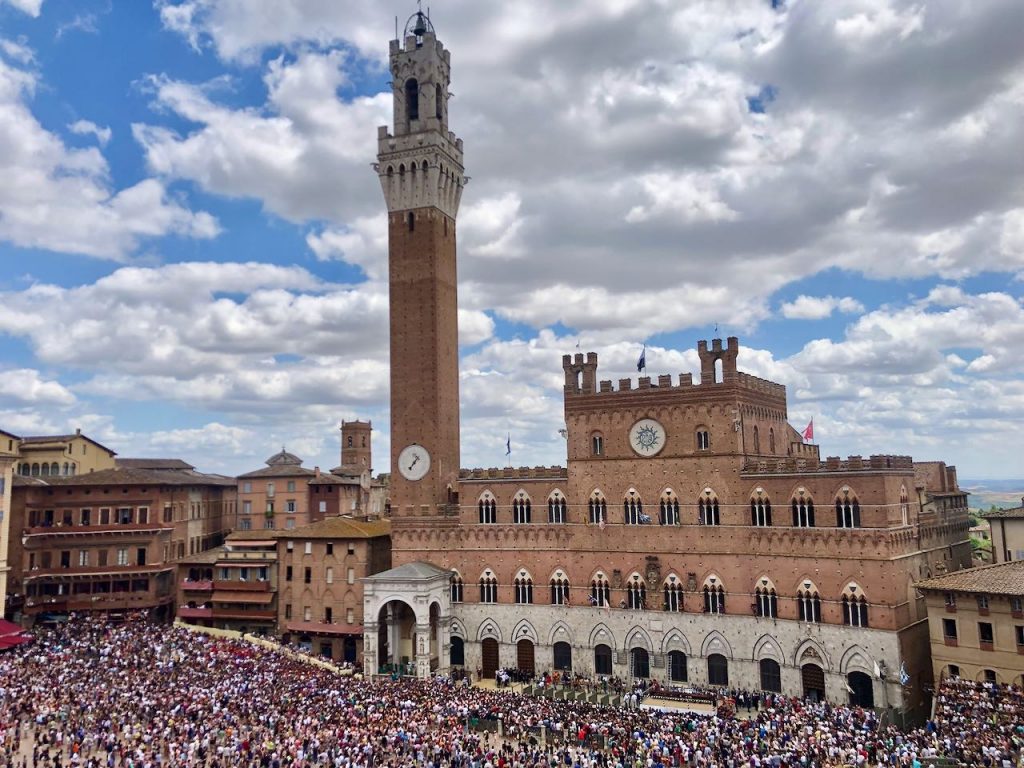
751, 490, 772, 526
624, 490, 645, 525
754, 579, 778, 618
479, 571, 497, 604
450, 572, 464, 603
659, 490, 680, 526
514, 570, 534, 604
478, 492, 496, 524
696, 429, 710, 451
590, 573, 611, 607
588, 491, 607, 525
407, 211, 415, 231
900, 485, 909, 526
547, 491, 567, 524
435, 83, 443, 119
797, 583, 822, 623
513, 492, 532, 524
842, 584, 869, 627
627, 574, 647, 609
835, 488, 861, 528
698, 490, 720, 526
550, 572, 571, 605
752, 426, 760, 454
791, 490, 815, 527
664, 576, 684, 612
703, 578, 725, 614
405, 78, 419, 122
591, 434, 604, 456
769, 428, 775, 454
347, 436, 353, 447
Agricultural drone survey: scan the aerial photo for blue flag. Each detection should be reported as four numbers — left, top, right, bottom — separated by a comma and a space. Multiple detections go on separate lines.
506, 433, 511, 457
637, 345, 646, 372
899, 661, 910, 686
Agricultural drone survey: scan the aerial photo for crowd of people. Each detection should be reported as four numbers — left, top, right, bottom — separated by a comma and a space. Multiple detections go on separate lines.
0, 616, 1021, 768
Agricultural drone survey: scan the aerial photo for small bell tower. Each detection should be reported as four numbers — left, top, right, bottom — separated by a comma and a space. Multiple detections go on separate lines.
376, 8, 465, 525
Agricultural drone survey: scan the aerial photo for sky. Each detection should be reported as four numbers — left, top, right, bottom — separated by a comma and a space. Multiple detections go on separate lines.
0, 0, 1022, 480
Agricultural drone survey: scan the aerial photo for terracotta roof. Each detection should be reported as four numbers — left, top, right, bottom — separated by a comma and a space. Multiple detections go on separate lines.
309, 472, 360, 486
238, 465, 315, 479
117, 458, 195, 471
266, 448, 302, 466
12, 476, 48, 487
980, 505, 1024, 520
174, 548, 224, 565
31, 467, 235, 487
274, 516, 391, 540
916, 561, 1024, 596
19, 432, 117, 455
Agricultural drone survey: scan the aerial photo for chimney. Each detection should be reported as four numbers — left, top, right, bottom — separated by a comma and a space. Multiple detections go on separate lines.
75, 428, 81, 436
314, 466, 321, 478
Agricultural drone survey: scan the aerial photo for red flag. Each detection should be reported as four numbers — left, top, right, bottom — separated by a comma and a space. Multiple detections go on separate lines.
802, 419, 814, 442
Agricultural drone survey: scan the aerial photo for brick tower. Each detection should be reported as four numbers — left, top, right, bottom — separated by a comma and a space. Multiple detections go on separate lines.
339, 420, 372, 473
376, 9, 465, 521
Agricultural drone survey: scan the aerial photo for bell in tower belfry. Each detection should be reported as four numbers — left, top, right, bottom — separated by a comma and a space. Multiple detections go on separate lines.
376, 9, 465, 520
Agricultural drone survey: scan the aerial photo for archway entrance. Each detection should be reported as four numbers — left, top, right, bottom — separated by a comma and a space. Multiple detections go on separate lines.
376, 599, 416, 675
450, 636, 465, 666
553, 641, 572, 671
343, 637, 357, 664
517, 638, 535, 675
847, 671, 874, 708
759, 659, 782, 693
708, 654, 729, 686
802, 663, 826, 702
594, 644, 612, 675
481, 637, 499, 679
668, 651, 687, 682
630, 647, 650, 679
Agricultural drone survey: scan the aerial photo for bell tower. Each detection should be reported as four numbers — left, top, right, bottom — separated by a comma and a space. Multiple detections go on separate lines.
376, 9, 465, 521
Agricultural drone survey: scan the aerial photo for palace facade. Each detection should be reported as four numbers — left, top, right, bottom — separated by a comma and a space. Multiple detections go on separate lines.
361, 10, 971, 719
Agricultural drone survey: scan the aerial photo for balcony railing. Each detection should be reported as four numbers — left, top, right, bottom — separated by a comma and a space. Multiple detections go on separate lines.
180, 579, 215, 591
212, 580, 271, 592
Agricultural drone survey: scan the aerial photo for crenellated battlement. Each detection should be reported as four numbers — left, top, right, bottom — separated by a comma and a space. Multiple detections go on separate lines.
459, 465, 568, 482
563, 338, 786, 403
741, 454, 915, 475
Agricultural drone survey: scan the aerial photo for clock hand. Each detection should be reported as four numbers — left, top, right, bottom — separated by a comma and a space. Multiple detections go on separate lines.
408, 455, 419, 470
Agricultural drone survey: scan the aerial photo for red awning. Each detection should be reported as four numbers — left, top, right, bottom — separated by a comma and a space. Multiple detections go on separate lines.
285, 621, 363, 636
0, 619, 32, 650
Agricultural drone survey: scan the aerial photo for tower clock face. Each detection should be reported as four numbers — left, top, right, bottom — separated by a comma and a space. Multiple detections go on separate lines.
397, 444, 431, 481
629, 418, 666, 457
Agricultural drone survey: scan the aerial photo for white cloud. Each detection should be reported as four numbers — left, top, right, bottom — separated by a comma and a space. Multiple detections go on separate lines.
0, 0, 42, 17
780, 295, 865, 320
0, 53, 218, 260
0, 369, 75, 406
68, 119, 111, 146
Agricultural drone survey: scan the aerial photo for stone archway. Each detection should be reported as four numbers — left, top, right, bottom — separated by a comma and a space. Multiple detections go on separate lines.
802, 663, 826, 702
376, 599, 416, 675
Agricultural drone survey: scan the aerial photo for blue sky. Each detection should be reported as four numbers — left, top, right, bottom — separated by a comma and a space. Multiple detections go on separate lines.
0, 0, 1022, 479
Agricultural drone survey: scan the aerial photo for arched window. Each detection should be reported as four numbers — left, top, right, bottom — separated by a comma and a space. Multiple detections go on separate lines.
31, 463, 39, 476
627, 574, 646, 609
842, 584, 869, 627
591, 434, 604, 456
835, 488, 861, 528
69, 463, 76, 476
513, 492, 532, 524
514, 570, 534, 604
450, 572, 464, 603
752, 425, 760, 454
479, 571, 497, 603
668, 650, 688, 682
791, 490, 815, 527
550, 572, 570, 605
62, 462, 69, 476
405, 77, 419, 121
40, 463, 49, 477
478, 492, 496, 524
696, 429, 710, 451
760, 659, 782, 692
590, 573, 610, 607
708, 654, 729, 686
659, 490, 680, 526
19, 463, 28, 476
899, 485, 909, 526
623, 490, 644, 525
663, 575, 684, 612
751, 490, 772, 526
797, 584, 822, 623
769, 428, 775, 454
547, 491, 567, 524
347, 436, 353, 447
698, 490, 720, 525
51, 462, 59, 475
435, 83, 443, 120
407, 211, 415, 231
588, 491, 607, 525
754, 579, 778, 618
703, 578, 725, 614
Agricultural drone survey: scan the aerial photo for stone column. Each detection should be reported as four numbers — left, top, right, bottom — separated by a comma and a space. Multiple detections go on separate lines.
415, 622, 432, 678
